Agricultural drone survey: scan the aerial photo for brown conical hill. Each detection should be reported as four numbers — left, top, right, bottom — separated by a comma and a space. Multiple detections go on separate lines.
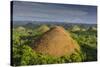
32, 26, 80, 57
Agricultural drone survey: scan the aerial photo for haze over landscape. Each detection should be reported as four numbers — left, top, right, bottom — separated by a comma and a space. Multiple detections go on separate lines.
13, 1, 97, 24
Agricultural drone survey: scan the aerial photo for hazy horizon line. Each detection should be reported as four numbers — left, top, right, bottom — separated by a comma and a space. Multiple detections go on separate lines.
13, 20, 97, 24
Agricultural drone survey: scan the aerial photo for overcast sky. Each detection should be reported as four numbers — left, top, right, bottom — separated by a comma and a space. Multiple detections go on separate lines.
12, 1, 97, 24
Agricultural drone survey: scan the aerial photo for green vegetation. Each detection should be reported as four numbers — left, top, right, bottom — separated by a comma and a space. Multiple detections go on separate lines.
12, 24, 97, 66
71, 31, 97, 61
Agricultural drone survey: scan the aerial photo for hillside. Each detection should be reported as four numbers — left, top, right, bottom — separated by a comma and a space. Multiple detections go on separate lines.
32, 26, 80, 57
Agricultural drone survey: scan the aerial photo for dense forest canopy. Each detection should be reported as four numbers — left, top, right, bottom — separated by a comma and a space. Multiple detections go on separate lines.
12, 23, 97, 66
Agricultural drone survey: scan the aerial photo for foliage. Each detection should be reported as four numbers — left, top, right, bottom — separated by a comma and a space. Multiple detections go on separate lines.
71, 31, 97, 61
12, 25, 97, 66
13, 45, 85, 66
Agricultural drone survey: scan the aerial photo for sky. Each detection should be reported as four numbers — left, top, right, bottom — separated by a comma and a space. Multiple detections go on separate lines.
12, 1, 97, 24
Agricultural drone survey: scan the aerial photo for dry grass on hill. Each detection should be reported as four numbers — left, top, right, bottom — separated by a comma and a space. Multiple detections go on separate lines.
32, 26, 80, 57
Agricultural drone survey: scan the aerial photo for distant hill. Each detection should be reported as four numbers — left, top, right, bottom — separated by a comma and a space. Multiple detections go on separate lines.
13, 21, 97, 30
